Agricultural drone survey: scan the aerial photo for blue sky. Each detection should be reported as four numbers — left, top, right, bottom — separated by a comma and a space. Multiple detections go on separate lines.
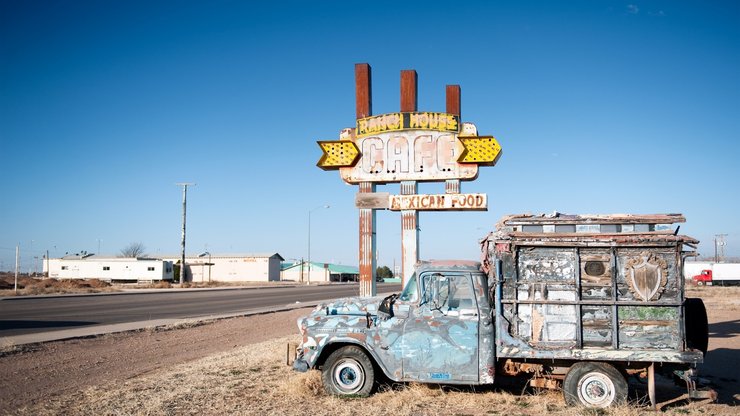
1, 0, 739, 272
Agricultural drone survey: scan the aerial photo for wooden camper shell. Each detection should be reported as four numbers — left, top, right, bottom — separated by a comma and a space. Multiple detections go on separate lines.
483, 213, 702, 364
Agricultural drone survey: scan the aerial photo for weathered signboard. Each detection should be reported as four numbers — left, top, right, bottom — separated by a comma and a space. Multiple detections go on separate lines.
390, 193, 487, 211
356, 112, 459, 137
342, 129, 476, 183
318, 118, 501, 184
316, 64, 502, 296
355, 192, 487, 211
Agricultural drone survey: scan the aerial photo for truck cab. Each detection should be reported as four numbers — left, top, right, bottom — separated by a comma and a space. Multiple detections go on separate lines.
293, 261, 493, 393
692, 270, 713, 285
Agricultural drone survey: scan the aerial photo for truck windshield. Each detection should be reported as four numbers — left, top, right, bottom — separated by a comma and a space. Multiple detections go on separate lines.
399, 275, 418, 302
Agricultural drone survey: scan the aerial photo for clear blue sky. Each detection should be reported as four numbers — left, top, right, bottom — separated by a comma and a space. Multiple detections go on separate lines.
1, 1, 739, 272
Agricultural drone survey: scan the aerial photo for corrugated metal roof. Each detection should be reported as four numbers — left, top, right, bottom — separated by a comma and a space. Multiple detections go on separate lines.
498, 212, 686, 226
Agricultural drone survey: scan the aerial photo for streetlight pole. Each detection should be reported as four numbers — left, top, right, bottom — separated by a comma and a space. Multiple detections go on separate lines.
308, 205, 330, 285
198, 251, 211, 283
176, 183, 195, 287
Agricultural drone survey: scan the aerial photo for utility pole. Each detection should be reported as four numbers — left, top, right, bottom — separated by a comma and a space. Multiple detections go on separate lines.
715, 234, 728, 263
15, 244, 19, 294
176, 183, 195, 287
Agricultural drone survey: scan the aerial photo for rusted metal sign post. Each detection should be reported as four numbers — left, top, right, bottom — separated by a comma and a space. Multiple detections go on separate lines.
318, 64, 502, 297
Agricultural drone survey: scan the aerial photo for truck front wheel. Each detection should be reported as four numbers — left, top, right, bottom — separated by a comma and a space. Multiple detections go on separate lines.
563, 362, 627, 408
322, 346, 375, 396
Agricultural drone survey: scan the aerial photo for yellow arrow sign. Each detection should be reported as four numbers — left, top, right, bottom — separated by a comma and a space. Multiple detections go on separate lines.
317, 140, 361, 170
457, 136, 502, 165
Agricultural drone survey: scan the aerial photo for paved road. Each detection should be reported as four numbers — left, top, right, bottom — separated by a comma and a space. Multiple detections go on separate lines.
0, 283, 401, 337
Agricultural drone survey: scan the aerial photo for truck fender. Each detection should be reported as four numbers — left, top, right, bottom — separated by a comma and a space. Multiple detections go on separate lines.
312, 339, 398, 382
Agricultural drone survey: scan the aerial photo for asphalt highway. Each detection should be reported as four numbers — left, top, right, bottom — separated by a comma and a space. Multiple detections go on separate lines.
0, 283, 402, 337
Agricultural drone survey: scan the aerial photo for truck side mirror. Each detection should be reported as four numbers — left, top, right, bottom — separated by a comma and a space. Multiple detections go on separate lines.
377, 294, 397, 319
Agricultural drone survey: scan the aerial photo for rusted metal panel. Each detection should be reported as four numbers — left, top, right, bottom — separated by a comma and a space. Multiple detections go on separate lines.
355, 63, 372, 119
400, 70, 417, 112
445, 179, 460, 194
358, 182, 376, 297
446, 84, 461, 116
400, 181, 418, 288
355, 192, 390, 209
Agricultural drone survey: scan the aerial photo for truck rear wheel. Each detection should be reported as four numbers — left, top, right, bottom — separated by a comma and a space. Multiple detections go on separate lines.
563, 362, 627, 408
685, 298, 709, 355
322, 346, 375, 396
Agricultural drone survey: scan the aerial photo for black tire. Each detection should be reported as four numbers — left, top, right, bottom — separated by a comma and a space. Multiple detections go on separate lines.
563, 362, 627, 408
321, 346, 375, 397
685, 298, 709, 355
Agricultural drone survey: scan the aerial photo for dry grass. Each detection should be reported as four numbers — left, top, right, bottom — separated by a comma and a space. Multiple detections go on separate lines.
687, 286, 740, 311
0, 274, 116, 296
0, 274, 305, 295
18, 336, 733, 416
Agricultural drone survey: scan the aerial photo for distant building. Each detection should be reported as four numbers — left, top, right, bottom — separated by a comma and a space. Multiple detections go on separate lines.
280, 261, 359, 282
161, 253, 284, 283
45, 253, 173, 281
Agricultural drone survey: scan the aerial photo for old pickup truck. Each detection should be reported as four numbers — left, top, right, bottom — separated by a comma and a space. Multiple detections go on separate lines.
291, 213, 713, 408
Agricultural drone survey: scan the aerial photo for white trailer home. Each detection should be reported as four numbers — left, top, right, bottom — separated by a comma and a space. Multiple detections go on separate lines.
45, 254, 174, 282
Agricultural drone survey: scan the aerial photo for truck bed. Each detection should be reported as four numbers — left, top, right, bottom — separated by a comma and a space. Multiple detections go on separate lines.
483, 213, 703, 365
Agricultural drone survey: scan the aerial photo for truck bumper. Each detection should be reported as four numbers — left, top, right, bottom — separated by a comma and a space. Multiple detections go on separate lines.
292, 358, 309, 373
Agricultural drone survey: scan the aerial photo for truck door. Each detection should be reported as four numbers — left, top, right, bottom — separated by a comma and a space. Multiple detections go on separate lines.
401, 271, 479, 382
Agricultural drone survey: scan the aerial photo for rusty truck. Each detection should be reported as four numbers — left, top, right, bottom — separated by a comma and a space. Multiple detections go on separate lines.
291, 213, 713, 408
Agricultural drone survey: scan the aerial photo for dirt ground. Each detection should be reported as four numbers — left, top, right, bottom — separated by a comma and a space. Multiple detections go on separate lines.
0, 287, 737, 415
0, 308, 313, 413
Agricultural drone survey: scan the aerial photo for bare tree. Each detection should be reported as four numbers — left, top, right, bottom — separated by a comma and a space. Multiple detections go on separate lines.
120, 242, 147, 258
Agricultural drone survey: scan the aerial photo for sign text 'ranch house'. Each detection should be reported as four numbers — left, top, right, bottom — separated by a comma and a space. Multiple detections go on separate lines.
356, 112, 459, 137
338, 112, 481, 184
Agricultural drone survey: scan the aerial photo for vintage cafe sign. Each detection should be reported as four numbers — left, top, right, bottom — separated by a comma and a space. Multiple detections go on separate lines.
317, 111, 501, 184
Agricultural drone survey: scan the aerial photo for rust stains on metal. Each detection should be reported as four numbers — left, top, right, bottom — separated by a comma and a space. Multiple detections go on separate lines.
358, 182, 377, 297
400, 70, 417, 112
446, 84, 461, 116
355, 63, 372, 119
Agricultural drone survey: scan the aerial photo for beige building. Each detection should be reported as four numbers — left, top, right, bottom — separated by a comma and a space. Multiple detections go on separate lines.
163, 253, 284, 283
